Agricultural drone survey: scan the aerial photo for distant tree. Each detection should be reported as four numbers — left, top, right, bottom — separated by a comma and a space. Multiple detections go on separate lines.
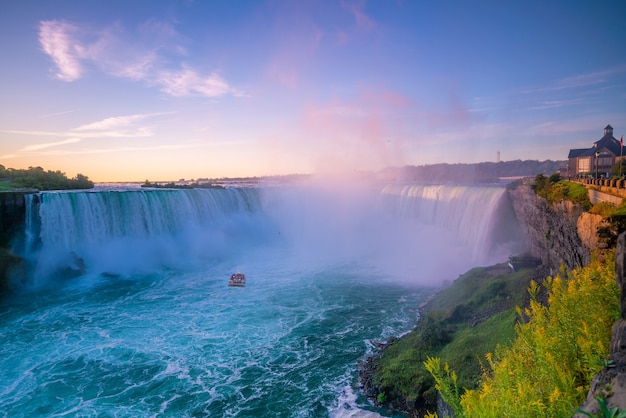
70, 174, 94, 189
532, 174, 548, 194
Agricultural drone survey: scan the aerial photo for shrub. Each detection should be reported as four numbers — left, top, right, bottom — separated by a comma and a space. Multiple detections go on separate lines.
532, 175, 592, 210
427, 253, 620, 417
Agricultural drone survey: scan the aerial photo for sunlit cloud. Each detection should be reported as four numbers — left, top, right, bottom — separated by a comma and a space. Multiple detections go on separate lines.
521, 66, 626, 94
73, 114, 157, 132
0, 154, 17, 160
3, 113, 165, 140
528, 98, 586, 110
40, 110, 75, 118
35, 141, 238, 156
156, 67, 231, 97
38, 19, 243, 98
38, 20, 84, 81
20, 138, 82, 152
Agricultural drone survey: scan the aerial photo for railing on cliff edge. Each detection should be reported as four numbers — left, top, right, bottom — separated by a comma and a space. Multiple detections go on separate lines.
569, 178, 626, 205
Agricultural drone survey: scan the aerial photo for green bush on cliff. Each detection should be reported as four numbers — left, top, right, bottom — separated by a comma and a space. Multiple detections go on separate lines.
532, 174, 591, 210
427, 253, 620, 417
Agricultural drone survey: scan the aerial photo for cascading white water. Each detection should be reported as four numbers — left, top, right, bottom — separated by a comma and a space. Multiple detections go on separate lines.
380, 184, 513, 260
21, 183, 520, 286
23, 188, 266, 284
31, 188, 259, 248
4, 182, 524, 417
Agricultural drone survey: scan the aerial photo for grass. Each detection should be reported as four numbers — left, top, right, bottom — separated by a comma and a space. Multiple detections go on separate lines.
426, 263, 531, 320
564, 181, 591, 205
437, 309, 517, 389
533, 176, 592, 210
373, 264, 534, 409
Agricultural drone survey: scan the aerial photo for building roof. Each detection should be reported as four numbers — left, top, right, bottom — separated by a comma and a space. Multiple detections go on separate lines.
568, 148, 588, 158
593, 132, 621, 155
568, 125, 622, 159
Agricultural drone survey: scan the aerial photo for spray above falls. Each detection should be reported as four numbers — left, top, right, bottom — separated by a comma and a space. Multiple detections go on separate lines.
19, 183, 522, 287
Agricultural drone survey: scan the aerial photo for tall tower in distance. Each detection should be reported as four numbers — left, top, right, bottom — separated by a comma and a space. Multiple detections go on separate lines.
497, 150, 501, 163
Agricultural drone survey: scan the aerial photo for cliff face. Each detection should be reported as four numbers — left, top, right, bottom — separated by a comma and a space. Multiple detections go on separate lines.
507, 180, 594, 272
0, 192, 29, 247
575, 232, 626, 416
0, 192, 32, 293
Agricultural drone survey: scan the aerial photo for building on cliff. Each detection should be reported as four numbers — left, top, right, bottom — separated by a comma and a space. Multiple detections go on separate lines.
568, 125, 624, 178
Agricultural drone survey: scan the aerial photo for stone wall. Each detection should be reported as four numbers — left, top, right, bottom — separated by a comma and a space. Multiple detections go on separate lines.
588, 189, 624, 205
576, 177, 626, 199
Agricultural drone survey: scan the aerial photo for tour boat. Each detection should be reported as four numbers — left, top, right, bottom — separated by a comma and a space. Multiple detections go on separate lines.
229, 273, 246, 287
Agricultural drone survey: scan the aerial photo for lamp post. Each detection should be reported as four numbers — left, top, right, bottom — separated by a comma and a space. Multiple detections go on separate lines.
595, 150, 600, 179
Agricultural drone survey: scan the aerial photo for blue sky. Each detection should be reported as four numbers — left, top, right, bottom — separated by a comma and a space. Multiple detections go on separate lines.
0, 0, 625, 181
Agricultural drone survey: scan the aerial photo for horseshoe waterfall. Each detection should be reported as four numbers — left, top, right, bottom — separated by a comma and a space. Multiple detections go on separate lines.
0, 182, 522, 417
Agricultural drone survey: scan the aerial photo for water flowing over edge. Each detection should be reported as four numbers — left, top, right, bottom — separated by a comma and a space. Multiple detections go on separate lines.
0, 183, 523, 417
17, 183, 521, 288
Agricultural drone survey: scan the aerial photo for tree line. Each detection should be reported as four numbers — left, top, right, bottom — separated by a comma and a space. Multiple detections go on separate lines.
382, 160, 565, 183
0, 165, 94, 191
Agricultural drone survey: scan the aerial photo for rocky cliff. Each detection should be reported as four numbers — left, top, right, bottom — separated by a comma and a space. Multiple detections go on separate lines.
498, 180, 626, 417
507, 179, 597, 273
0, 191, 31, 293
575, 232, 626, 416
0, 191, 29, 247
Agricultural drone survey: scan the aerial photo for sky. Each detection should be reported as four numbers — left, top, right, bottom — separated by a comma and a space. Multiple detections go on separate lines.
0, 0, 625, 182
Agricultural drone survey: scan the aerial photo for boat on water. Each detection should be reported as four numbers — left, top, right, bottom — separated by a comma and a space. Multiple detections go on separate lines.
229, 273, 246, 287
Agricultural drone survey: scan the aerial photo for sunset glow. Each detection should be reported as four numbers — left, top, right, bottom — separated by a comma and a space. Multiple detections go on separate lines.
1, 1, 625, 181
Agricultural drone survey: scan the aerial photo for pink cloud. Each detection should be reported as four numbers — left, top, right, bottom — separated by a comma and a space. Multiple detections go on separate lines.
259, 1, 331, 90
297, 83, 479, 174
39, 20, 84, 81
265, 22, 323, 90
342, 0, 378, 31
302, 89, 415, 173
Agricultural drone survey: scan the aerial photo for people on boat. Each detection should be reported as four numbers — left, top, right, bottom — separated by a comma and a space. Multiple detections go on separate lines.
229, 273, 246, 286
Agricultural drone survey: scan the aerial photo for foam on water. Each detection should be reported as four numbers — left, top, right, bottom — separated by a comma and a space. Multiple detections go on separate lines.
1, 253, 428, 417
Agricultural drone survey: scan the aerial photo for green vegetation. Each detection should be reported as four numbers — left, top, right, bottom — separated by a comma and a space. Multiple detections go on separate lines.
532, 173, 592, 209
0, 165, 93, 190
531, 172, 626, 248
372, 264, 533, 411
613, 160, 626, 177
578, 396, 626, 418
426, 253, 620, 417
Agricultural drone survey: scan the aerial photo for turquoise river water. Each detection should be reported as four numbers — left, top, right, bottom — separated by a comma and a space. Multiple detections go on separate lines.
0, 182, 521, 417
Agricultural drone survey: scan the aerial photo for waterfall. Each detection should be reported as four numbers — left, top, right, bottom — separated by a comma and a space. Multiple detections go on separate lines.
21, 183, 521, 287
379, 184, 518, 260
23, 188, 264, 283
28, 188, 260, 250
